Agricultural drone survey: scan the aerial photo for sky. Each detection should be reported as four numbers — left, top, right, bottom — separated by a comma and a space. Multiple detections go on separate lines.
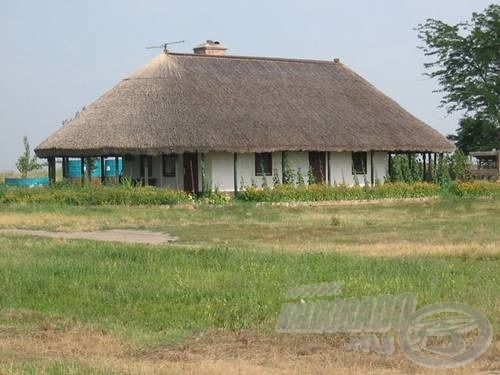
0, 0, 495, 171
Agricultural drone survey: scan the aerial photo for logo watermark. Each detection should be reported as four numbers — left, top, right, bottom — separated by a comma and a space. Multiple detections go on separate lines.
276, 282, 492, 369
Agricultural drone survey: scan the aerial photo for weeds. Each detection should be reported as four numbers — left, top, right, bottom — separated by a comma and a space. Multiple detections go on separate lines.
0, 181, 498, 206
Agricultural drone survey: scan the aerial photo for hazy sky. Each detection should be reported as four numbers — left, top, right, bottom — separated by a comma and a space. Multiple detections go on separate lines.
0, 0, 494, 170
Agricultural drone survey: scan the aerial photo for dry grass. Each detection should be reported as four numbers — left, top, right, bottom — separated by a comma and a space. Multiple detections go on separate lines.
260, 241, 500, 257
0, 310, 498, 374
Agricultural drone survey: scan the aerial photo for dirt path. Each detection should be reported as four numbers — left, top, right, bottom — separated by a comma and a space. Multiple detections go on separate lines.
0, 229, 176, 245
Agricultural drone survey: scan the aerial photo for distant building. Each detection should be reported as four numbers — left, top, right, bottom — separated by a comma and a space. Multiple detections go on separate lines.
469, 150, 499, 180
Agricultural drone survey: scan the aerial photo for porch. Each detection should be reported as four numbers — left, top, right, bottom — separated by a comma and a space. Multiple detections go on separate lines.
44, 150, 447, 193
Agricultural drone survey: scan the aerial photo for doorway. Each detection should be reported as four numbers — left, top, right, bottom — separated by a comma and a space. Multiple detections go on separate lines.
309, 152, 326, 184
183, 153, 198, 193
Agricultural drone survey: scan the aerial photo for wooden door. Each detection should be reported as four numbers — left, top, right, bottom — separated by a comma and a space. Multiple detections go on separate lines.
309, 152, 326, 184
183, 153, 198, 193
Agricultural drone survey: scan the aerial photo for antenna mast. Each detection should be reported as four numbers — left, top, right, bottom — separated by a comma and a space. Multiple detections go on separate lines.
146, 40, 185, 53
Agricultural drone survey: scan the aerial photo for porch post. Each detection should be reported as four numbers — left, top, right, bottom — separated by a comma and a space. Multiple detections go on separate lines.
233, 153, 238, 194
114, 156, 119, 183
100, 157, 106, 185
61, 157, 68, 179
80, 157, 85, 185
422, 153, 427, 181
370, 151, 374, 186
326, 151, 331, 185
86, 157, 92, 183
159, 154, 164, 188
281, 151, 286, 184
143, 155, 149, 186
199, 153, 205, 195
385, 152, 392, 182
48, 157, 56, 185
426, 153, 430, 180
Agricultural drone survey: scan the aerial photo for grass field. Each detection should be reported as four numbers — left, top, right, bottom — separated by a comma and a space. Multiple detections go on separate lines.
0, 197, 498, 374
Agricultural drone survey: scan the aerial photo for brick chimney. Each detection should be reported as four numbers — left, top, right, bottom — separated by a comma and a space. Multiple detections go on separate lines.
193, 40, 227, 56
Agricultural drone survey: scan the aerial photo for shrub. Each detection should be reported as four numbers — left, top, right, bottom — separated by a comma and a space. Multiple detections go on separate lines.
389, 154, 423, 183
449, 150, 471, 181
434, 157, 451, 186
282, 153, 295, 185
296, 168, 305, 186
307, 166, 316, 185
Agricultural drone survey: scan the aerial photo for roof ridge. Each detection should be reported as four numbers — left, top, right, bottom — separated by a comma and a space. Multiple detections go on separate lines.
167, 52, 341, 65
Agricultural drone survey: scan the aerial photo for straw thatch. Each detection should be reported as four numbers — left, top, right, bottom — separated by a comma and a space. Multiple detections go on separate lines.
35, 52, 454, 158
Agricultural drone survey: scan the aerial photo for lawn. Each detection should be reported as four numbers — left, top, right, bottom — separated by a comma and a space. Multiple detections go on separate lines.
0, 197, 498, 373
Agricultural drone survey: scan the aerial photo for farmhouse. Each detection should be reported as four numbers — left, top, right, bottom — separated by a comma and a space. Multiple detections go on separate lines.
35, 40, 454, 193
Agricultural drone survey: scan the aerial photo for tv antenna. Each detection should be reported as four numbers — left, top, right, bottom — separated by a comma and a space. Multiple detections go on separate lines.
146, 40, 185, 53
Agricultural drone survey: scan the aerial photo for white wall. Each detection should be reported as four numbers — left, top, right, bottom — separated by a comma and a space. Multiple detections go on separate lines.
122, 151, 390, 191
205, 152, 234, 191
286, 152, 310, 183
372, 151, 388, 183
330, 152, 353, 185
236, 152, 283, 190
329, 151, 388, 186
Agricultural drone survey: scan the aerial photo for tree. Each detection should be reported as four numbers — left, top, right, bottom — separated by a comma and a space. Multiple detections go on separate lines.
449, 117, 500, 153
417, 4, 500, 125
16, 136, 42, 178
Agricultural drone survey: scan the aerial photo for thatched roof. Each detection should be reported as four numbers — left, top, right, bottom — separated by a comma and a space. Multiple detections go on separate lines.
36, 52, 454, 157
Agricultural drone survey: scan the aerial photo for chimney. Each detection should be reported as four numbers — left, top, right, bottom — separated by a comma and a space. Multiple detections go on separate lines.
193, 40, 227, 56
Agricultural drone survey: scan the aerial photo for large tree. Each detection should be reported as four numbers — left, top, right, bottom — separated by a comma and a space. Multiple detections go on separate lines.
417, 4, 500, 151
447, 117, 500, 153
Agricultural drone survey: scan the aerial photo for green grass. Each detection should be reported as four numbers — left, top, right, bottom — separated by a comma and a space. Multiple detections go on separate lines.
0, 196, 498, 372
0, 234, 498, 343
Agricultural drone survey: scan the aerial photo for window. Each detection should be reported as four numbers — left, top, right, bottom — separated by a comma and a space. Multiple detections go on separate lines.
255, 153, 272, 176
163, 154, 176, 177
140, 155, 153, 178
352, 152, 367, 174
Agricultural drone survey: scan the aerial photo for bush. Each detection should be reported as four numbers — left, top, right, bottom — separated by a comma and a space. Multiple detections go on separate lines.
434, 157, 451, 186
389, 155, 422, 183
389, 152, 472, 186
449, 150, 471, 181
